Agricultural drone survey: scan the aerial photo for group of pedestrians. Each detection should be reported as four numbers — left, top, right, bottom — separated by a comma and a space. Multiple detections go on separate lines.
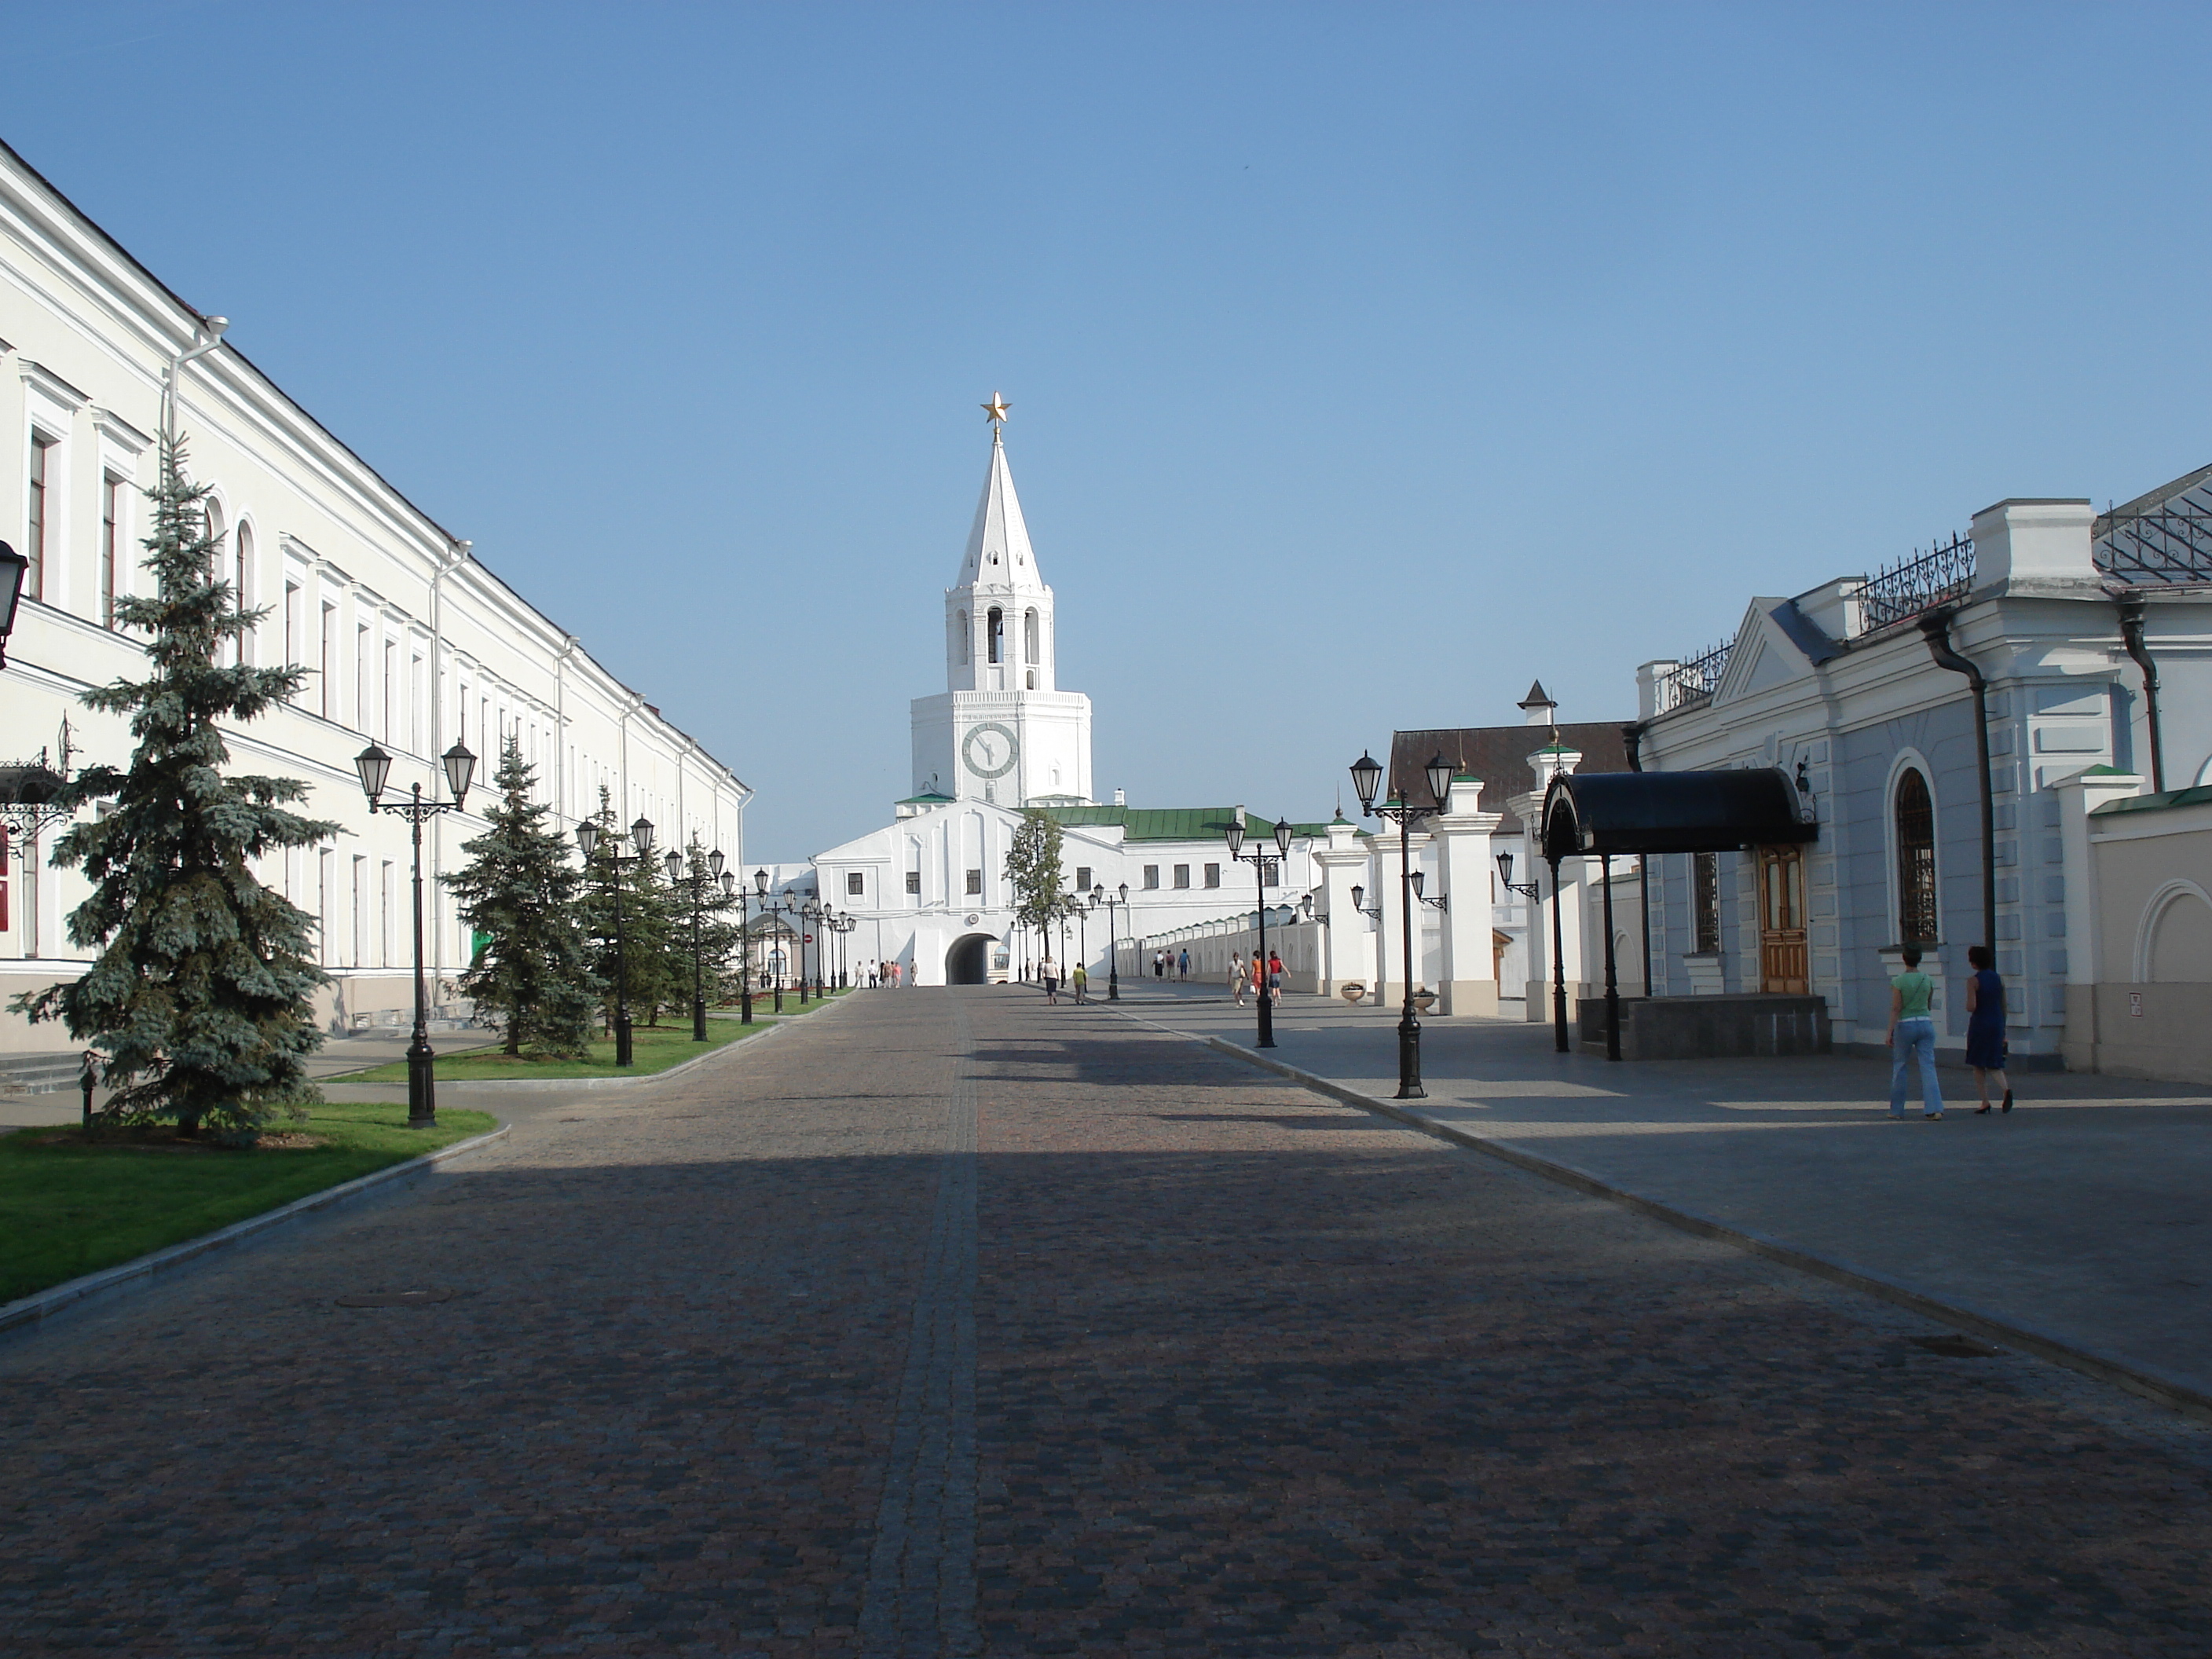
1229, 950, 1284, 1009
1037, 956, 1089, 1005
856, 960, 906, 989
1151, 949, 1192, 980
1888, 943, 2013, 1119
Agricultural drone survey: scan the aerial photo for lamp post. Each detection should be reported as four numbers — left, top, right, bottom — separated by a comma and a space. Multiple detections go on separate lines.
665, 844, 727, 1041
1071, 891, 1095, 1000
0, 540, 27, 670
800, 899, 821, 1000
753, 870, 789, 1013
577, 810, 654, 1066
1224, 814, 1295, 1049
1093, 881, 1128, 1001
355, 738, 477, 1126
720, 870, 755, 1023
1350, 749, 1454, 1099
834, 913, 855, 987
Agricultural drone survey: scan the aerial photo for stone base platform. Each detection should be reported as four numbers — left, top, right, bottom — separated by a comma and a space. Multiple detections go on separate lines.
1578, 993, 1831, 1060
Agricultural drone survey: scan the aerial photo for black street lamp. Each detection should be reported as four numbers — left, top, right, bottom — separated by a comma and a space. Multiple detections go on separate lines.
355, 738, 477, 1126
720, 870, 755, 1023
800, 898, 822, 1001
833, 913, 855, 987
1093, 881, 1129, 1001
1225, 815, 1295, 1048
0, 540, 27, 669
665, 844, 727, 1041
1493, 849, 1567, 1053
577, 809, 655, 1066
1070, 890, 1096, 1001
753, 870, 790, 1012
1350, 749, 1454, 1099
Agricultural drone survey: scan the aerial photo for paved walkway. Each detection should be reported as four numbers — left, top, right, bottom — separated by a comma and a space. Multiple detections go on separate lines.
6, 988, 2212, 1655
1134, 993, 2212, 1408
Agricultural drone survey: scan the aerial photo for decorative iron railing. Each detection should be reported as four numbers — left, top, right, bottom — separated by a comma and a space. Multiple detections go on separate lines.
2097, 496, 2212, 584
1856, 531, 1974, 633
1654, 639, 1731, 713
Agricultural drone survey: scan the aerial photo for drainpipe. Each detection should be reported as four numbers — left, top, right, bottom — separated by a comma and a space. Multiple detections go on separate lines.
1920, 611, 1997, 955
553, 634, 580, 820
1621, 723, 1653, 998
2116, 599, 2166, 794
427, 539, 470, 991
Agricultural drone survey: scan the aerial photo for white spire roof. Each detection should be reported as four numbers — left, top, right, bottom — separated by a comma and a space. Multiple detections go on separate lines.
957, 426, 1045, 590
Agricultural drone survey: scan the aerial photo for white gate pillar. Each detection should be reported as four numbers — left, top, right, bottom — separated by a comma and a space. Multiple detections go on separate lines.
1434, 775, 1502, 1016
1313, 817, 1375, 998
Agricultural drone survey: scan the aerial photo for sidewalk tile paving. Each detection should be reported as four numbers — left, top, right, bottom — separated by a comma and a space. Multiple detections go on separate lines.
1134, 994, 2212, 1405
0, 987, 2208, 1655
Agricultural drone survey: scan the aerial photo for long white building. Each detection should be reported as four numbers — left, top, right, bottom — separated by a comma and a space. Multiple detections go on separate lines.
0, 138, 748, 1055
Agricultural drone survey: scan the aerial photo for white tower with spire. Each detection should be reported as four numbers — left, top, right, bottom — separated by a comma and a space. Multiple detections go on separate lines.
910, 395, 1094, 808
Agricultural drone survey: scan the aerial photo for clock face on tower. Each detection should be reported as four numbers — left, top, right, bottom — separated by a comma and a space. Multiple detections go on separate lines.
962, 722, 1020, 780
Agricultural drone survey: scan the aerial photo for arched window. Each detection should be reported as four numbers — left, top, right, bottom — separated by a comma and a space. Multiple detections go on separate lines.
987, 606, 1003, 665
233, 522, 255, 665
1024, 608, 1039, 664
956, 610, 969, 665
203, 498, 226, 583
1895, 767, 1938, 943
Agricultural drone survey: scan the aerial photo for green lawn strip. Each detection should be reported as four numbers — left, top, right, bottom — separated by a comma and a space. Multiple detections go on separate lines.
0, 1101, 499, 1306
338, 1017, 776, 1082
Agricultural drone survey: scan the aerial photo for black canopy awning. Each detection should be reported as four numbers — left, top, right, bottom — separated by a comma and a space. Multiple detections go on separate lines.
1540, 767, 1817, 859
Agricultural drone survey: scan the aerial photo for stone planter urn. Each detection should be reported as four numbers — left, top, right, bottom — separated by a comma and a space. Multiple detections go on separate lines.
1339, 983, 1366, 1005
1412, 990, 1438, 1014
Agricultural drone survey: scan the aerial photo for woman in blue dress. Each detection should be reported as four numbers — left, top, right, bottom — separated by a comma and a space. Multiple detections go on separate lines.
1965, 944, 2012, 1115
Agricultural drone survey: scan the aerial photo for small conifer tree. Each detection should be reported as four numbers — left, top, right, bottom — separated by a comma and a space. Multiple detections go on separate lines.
577, 788, 679, 1029
1004, 808, 1071, 955
10, 435, 333, 1138
442, 738, 599, 1057
664, 830, 743, 1012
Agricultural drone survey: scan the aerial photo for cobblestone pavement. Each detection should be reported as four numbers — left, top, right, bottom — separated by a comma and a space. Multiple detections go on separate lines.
1133, 994, 2212, 1403
5, 988, 2212, 1656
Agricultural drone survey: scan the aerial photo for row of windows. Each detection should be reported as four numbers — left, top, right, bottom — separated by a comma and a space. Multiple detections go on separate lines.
1140, 862, 1239, 890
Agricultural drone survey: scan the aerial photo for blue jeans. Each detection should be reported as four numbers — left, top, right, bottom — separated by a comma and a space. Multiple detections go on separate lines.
1890, 1017, 1943, 1115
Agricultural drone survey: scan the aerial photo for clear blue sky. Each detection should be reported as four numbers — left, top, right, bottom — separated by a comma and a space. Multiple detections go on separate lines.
9, 2, 2209, 858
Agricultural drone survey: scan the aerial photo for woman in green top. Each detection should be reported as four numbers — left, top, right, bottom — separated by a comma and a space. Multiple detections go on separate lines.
1888, 944, 1943, 1119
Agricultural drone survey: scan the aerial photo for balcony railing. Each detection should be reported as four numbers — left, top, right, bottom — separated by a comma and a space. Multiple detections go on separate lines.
1654, 639, 1731, 713
2097, 496, 2212, 584
1857, 531, 1974, 633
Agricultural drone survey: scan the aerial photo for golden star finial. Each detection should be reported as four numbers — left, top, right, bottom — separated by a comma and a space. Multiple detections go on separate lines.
981, 391, 1011, 426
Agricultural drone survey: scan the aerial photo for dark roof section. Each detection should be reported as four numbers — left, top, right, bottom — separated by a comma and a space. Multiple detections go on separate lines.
1540, 767, 1817, 858
1042, 805, 1331, 844
1387, 722, 1633, 834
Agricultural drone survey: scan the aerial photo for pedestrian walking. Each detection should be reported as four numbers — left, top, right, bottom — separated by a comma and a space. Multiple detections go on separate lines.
1154, 950, 1166, 979
1071, 961, 1088, 1003
1230, 954, 1247, 1005
1267, 948, 1284, 1007
1041, 954, 1060, 1005
1250, 950, 1265, 1005
1965, 943, 2013, 1115
1888, 943, 1943, 1119
1178, 948, 1189, 980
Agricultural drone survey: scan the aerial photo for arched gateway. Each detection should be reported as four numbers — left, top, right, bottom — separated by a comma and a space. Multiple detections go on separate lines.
945, 933, 998, 985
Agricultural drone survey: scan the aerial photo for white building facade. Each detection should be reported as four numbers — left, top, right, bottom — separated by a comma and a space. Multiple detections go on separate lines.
811, 412, 1324, 985
0, 138, 748, 1054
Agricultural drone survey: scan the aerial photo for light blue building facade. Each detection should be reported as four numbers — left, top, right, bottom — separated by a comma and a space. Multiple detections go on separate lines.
1630, 471, 2212, 1064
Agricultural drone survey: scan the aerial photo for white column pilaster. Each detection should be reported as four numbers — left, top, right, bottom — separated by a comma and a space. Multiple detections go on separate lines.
1434, 775, 1501, 1016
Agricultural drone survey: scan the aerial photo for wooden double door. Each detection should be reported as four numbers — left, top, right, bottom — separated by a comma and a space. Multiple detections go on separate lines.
1756, 844, 1808, 994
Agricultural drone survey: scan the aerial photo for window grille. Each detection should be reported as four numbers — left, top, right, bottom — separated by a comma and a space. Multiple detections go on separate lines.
906, 870, 921, 894
1142, 865, 1159, 889
1692, 852, 1720, 953
846, 871, 864, 896
965, 868, 982, 895
1895, 768, 1939, 942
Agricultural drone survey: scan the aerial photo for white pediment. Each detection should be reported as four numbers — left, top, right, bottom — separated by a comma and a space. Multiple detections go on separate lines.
1712, 599, 1814, 705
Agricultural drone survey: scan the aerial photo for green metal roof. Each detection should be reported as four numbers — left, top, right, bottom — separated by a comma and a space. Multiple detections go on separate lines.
1042, 805, 1330, 843
2092, 783, 2212, 816
896, 790, 956, 805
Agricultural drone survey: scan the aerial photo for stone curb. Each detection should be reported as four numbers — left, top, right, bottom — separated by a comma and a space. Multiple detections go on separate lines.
319, 1003, 848, 1092
1117, 1009, 2212, 1426
0, 1123, 511, 1339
